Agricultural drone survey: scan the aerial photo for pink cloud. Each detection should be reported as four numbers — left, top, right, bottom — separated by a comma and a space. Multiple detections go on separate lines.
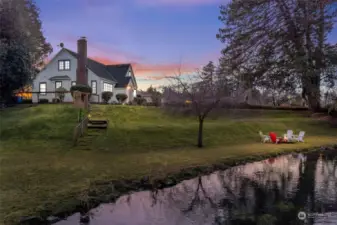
49, 36, 211, 82
90, 56, 125, 65
132, 62, 198, 76
91, 56, 198, 79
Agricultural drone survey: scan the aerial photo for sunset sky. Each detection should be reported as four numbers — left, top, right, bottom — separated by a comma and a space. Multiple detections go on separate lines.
36, 0, 337, 90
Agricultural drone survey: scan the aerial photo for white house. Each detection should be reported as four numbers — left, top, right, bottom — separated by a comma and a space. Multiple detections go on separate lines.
32, 37, 137, 103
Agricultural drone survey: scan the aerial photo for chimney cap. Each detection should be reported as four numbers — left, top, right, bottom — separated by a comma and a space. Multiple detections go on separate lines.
79, 36, 87, 40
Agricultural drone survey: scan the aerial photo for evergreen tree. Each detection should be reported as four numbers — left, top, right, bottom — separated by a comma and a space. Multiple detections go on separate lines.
201, 61, 216, 84
0, 0, 52, 102
146, 85, 162, 106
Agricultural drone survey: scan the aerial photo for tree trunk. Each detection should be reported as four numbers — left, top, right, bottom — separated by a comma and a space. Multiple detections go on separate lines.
197, 118, 204, 148
302, 72, 321, 112
306, 77, 321, 112
307, 92, 321, 112
272, 94, 277, 107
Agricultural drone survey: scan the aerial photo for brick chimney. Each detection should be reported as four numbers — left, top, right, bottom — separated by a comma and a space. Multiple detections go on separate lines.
76, 37, 88, 85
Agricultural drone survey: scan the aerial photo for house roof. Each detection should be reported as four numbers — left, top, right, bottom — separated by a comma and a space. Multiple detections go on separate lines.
64, 48, 118, 83
106, 64, 131, 88
49, 75, 71, 81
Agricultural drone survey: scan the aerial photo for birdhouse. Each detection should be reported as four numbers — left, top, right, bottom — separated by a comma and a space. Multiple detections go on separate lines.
73, 91, 89, 109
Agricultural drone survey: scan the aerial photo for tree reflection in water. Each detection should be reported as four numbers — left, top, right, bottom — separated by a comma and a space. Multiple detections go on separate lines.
55, 151, 337, 225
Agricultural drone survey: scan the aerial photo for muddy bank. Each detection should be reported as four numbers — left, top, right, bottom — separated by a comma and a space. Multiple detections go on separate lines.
18, 144, 337, 225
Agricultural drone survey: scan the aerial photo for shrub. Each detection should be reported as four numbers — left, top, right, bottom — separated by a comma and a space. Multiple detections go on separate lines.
55, 87, 67, 102
70, 84, 92, 103
21, 99, 32, 104
102, 91, 113, 104
52, 98, 60, 103
39, 99, 49, 104
70, 84, 92, 96
133, 96, 146, 105
116, 93, 128, 103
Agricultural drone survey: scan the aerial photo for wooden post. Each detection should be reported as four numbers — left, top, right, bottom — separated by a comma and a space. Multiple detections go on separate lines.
81, 119, 84, 136
78, 109, 82, 122
84, 94, 88, 110
73, 124, 79, 146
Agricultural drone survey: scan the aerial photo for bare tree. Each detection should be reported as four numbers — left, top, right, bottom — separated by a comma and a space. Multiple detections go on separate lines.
165, 63, 228, 148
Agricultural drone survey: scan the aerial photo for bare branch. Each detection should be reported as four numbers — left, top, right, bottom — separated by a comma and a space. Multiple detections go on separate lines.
163, 62, 241, 147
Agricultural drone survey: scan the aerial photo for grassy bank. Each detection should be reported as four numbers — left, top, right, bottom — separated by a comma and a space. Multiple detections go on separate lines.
0, 105, 336, 224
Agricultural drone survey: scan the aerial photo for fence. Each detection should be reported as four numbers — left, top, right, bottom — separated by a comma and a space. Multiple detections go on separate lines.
13, 92, 101, 104
73, 116, 89, 145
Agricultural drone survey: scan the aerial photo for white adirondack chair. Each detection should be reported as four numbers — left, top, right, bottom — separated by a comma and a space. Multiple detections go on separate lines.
284, 130, 296, 142
293, 131, 305, 142
259, 131, 271, 143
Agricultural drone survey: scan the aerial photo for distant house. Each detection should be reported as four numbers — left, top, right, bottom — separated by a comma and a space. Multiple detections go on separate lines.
137, 91, 153, 103
32, 37, 137, 103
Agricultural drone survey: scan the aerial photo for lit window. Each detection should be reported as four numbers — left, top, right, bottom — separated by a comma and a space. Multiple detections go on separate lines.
55, 81, 62, 89
58, 60, 70, 70
103, 82, 113, 92
71, 81, 76, 86
64, 60, 70, 70
58, 61, 64, 70
39, 83, 46, 95
91, 81, 97, 94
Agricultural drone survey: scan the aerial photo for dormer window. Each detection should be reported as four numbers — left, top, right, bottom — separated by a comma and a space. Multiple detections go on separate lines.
58, 60, 70, 71
127, 70, 131, 77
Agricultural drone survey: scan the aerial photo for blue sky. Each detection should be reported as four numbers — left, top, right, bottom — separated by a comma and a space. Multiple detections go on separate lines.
36, 0, 337, 90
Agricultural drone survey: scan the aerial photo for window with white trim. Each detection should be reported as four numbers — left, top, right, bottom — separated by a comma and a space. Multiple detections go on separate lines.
39, 82, 46, 95
91, 81, 97, 94
103, 82, 113, 92
58, 60, 70, 71
55, 81, 62, 89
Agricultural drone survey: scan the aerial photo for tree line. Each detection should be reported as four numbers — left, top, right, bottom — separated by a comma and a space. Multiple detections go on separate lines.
216, 0, 337, 111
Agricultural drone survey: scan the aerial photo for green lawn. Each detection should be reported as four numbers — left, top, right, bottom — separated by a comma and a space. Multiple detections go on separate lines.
0, 105, 336, 224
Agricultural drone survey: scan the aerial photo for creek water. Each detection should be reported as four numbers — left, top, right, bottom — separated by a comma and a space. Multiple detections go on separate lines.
55, 150, 337, 225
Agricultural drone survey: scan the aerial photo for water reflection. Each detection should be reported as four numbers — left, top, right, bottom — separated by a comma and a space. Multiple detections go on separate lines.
56, 151, 337, 225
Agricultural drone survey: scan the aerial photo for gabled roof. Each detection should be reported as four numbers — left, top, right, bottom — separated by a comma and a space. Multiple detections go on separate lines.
106, 64, 131, 88
64, 48, 117, 83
